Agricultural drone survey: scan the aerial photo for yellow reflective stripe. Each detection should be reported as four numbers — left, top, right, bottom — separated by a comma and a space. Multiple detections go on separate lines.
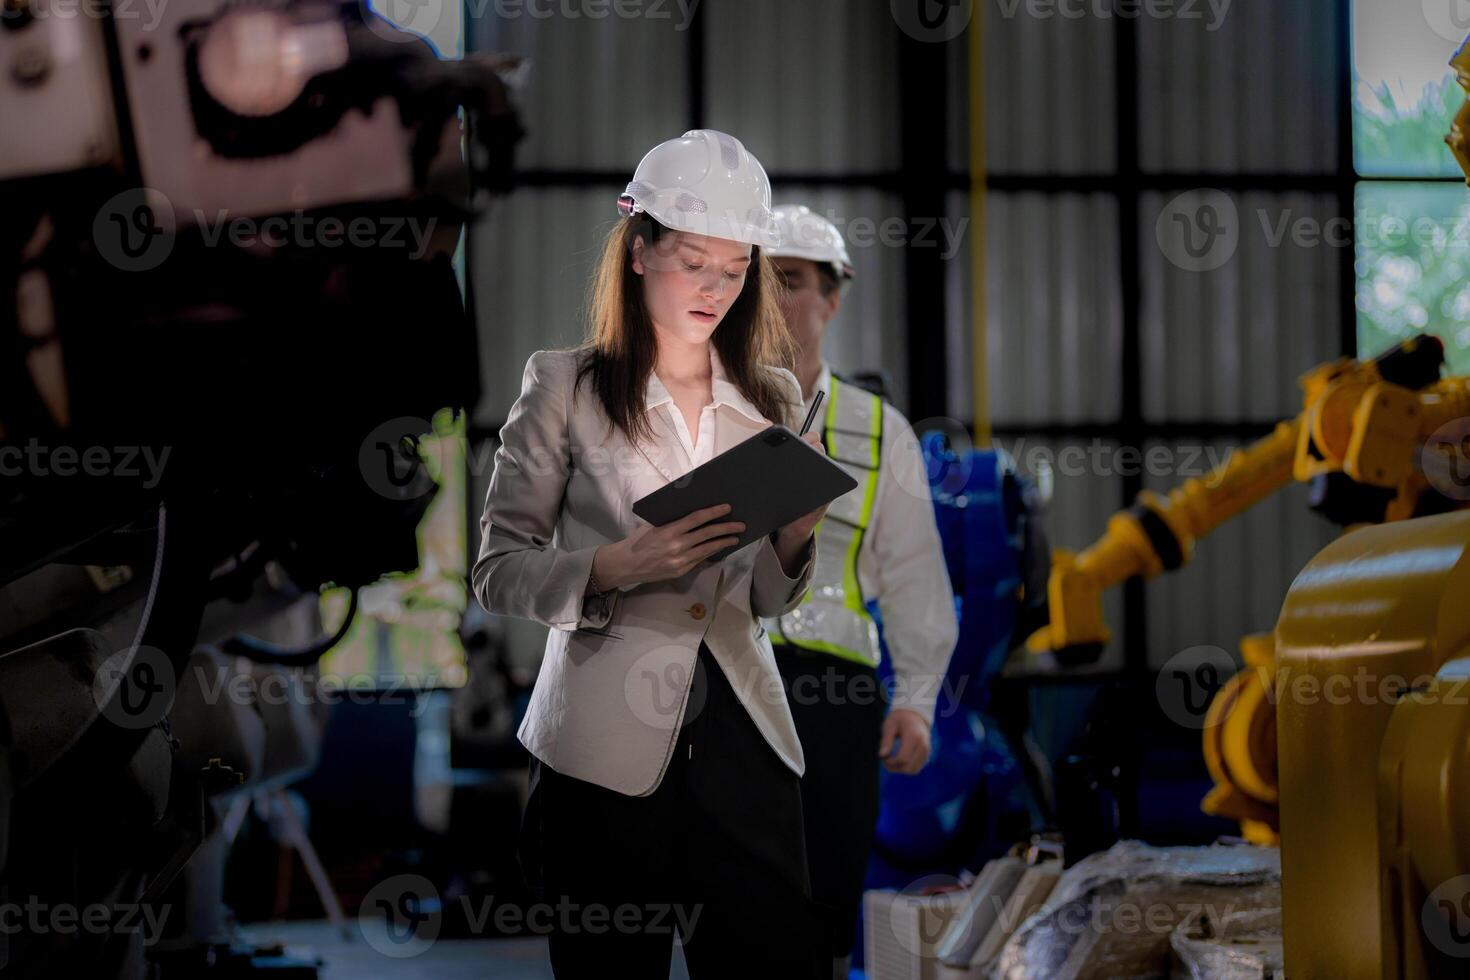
808, 379, 841, 605
868, 390, 882, 468
781, 635, 876, 667
823, 378, 840, 456
778, 379, 886, 663
840, 518, 866, 614
841, 391, 881, 615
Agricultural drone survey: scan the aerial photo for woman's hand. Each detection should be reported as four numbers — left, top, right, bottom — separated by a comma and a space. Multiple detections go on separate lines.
772, 432, 829, 572
591, 504, 745, 591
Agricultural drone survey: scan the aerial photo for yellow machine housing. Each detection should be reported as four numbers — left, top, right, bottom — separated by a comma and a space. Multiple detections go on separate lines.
1275, 511, 1470, 978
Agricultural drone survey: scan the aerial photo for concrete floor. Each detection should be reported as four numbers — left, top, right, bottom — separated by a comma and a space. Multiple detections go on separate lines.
241, 919, 693, 979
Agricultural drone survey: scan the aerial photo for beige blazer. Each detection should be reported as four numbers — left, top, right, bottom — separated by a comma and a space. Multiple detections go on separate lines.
472, 348, 817, 796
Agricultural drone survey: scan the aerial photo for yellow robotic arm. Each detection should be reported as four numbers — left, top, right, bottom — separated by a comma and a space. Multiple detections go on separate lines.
1026, 334, 1470, 657
1027, 420, 1297, 653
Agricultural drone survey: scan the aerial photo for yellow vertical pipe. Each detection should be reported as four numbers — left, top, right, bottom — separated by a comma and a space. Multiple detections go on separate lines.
969, 3, 990, 448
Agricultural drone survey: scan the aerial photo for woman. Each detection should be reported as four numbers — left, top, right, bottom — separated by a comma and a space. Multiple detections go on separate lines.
472, 130, 831, 978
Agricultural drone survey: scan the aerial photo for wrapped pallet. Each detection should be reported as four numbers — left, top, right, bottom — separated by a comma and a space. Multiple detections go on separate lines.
1169, 906, 1283, 980
866, 882, 972, 980
937, 863, 1062, 979
991, 841, 1281, 980
932, 856, 1029, 980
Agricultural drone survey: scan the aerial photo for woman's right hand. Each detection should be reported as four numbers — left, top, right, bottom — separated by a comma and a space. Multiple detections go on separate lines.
591, 504, 745, 591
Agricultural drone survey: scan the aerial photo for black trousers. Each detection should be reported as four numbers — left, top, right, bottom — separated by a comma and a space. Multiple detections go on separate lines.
774, 643, 885, 960
519, 642, 828, 979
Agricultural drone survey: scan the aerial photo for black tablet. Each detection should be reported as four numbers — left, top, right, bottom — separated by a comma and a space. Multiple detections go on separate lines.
632, 425, 858, 560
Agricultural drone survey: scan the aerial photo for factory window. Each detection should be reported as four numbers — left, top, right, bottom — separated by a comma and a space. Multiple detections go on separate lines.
1355, 182, 1470, 374
1352, 1, 1470, 372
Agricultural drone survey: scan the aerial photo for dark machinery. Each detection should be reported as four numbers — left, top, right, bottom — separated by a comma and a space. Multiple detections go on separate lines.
0, 1, 521, 974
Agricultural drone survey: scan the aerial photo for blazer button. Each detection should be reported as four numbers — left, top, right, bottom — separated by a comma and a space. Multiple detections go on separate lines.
688, 603, 707, 621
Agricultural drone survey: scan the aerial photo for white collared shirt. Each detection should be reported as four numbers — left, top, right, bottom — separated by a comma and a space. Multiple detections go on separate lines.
791, 362, 959, 725
643, 347, 767, 473
608, 346, 781, 597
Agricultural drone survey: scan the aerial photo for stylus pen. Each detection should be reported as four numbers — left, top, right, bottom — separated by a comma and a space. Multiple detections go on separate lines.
799, 390, 825, 437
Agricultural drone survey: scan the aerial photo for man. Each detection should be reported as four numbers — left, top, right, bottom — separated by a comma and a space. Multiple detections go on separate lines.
764, 204, 959, 979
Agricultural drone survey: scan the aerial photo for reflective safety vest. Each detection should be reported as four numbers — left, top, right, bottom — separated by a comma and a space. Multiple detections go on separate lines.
767, 375, 884, 666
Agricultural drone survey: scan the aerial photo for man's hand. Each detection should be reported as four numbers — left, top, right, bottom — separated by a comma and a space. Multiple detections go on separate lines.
879, 709, 931, 774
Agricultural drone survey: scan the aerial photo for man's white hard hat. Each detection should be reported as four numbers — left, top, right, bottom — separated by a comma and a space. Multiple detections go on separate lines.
618, 130, 781, 248
766, 204, 855, 282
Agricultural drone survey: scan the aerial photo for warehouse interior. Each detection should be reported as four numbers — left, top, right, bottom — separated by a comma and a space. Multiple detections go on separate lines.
6, 0, 1470, 976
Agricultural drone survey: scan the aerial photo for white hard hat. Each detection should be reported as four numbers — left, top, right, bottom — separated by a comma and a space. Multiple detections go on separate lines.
617, 130, 781, 248
766, 204, 855, 282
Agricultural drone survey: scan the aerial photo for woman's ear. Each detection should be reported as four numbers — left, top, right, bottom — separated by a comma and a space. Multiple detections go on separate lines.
630, 234, 646, 276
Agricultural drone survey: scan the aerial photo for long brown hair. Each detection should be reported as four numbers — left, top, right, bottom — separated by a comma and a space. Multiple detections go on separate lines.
575, 215, 798, 444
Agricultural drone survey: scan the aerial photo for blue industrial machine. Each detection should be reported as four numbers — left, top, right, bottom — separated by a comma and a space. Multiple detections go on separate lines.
855, 438, 1048, 962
